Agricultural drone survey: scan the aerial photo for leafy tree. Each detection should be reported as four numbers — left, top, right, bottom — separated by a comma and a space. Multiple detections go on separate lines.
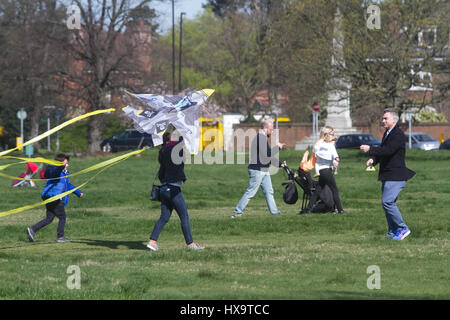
0, 0, 66, 149
156, 8, 263, 118
58, 0, 157, 155
335, 0, 449, 120
415, 109, 447, 123
259, 0, 450, 122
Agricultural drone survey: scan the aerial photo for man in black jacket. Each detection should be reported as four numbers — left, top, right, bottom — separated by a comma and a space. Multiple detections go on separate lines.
360, 109, 415, 240
232, 120, 286, 218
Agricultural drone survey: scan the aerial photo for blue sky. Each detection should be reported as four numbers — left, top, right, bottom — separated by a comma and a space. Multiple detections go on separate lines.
151, 0, 207, 34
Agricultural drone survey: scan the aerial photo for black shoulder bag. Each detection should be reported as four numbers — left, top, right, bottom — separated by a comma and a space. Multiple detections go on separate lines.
150, 168, 162, 202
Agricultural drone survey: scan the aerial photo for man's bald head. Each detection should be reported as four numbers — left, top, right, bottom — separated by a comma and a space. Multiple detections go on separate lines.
261, 120, 273, 129
261, 120, 274, 136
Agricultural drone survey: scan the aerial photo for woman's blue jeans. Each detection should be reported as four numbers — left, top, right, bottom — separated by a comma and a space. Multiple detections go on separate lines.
150, 185, 194, 244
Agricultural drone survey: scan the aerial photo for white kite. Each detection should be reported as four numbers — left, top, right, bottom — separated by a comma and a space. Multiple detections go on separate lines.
123, 89, 214, 154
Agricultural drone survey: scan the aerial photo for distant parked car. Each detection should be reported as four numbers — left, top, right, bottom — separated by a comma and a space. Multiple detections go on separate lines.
439, 139, 450, 150
404, 132, 440, 150
100, 129, 154, 153
335, 133, 381, 149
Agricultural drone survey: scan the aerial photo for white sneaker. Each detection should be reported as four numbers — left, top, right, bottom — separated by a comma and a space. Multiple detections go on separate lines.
26, 227, 35, 242
147, 241, 159, 251
186, 243, 204, 250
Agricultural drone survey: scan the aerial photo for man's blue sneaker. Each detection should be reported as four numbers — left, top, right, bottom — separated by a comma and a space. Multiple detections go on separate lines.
392, 228, 411, 240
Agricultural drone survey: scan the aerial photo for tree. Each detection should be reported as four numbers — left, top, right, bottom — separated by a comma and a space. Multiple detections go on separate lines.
301, 0, 450, 121
0, 0, 66, 149
205, 0, 287, 117
256, 0, 335, 121
154, 8, 258, 116
204, 0, 249, 18
259, 0, 450, 122
339, 0, 450, 120
171, 6, 267, 119
58, 0, 157, 155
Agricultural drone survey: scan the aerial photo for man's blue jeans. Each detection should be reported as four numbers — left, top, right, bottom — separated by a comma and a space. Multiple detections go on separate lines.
381, 181, 408, 233
150, 185, 194, 244
233, 169, 280, 215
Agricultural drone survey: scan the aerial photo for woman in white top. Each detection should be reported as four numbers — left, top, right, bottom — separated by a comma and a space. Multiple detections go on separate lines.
304, 126, 345, 214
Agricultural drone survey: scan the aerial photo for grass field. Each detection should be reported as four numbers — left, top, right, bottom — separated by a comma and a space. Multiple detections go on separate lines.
0, 148, 449, 300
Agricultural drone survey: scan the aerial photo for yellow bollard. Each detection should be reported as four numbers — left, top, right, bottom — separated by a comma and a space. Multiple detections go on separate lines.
16, 137, 23, 151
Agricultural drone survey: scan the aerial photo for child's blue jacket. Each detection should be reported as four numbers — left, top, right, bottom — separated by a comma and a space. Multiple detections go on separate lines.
41, 165, 82, 206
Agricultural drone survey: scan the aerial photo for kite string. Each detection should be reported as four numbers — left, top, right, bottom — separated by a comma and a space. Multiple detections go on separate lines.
0, 148, 146, 218
0, 148, 146, 181
0, 108, 115, 158
0, 107, 150, 217
0, 108, 116, 182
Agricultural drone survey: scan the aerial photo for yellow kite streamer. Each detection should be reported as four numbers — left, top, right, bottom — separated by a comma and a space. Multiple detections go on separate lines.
0, 161, 28, 171
0, 148, 146, 217
0, 108, 115, 157
1, 156, 63, 166
0, 107, 151, 218
0, 149, 145, 181
0, 157, 63, 173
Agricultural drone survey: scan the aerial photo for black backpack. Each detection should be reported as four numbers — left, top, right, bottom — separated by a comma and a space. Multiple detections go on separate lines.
282, 181, 298, 205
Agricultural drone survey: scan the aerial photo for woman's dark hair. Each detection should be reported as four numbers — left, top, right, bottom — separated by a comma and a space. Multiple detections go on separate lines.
158, 132, 172, 164
162, 131, 171, 145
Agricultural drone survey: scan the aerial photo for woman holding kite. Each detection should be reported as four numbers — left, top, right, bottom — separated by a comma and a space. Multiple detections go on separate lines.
147, 131, 204, 251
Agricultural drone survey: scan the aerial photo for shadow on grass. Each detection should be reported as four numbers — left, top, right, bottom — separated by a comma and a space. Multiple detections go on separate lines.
0, 239, 148, 251
74, 238, 147, 250
0, 242, 56, 250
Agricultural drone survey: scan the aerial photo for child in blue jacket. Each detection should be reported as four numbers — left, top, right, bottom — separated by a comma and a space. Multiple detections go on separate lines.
27, 154, 83, 243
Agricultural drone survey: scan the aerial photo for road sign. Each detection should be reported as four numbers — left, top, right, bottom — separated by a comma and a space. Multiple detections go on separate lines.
17, 109, 27, 120
25, 145, 34, 157
17, 109, 27, 143
312, 102, 320, 112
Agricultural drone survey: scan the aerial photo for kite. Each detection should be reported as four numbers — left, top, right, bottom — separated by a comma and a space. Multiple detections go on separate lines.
122, 89, 215, 154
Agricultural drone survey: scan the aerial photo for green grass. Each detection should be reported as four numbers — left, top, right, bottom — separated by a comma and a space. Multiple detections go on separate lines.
0, 148, 449, 299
